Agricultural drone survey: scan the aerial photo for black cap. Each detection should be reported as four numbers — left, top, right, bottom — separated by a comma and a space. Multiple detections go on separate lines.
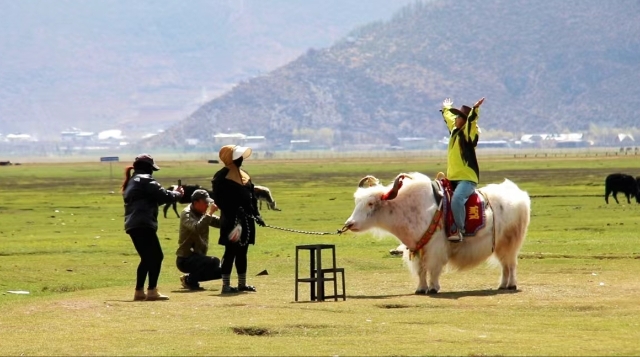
134, 153, 160, 171
191, 189, 214, 204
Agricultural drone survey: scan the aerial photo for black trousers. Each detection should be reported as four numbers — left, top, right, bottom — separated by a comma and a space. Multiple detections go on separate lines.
176, 254, 222, 286
128, 227, 164, 290
221, 243, 249, 276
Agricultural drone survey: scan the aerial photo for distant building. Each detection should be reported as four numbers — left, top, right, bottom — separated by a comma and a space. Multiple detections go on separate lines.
397, 137, 428, 150
60, 128, 95, 142
477, 140, 510, 148
98, 129, 125, 141
520, 134, 549, 146
61, 130, 79, 141
212, 133, 268, 149
213, 133, 246, 146
520, 133, 588, 148
290, 139, 311, 151
6, 133, 36, 142
617, 133, 635, 144
547, 133, 588, 148
593, 133, 635, 147
245, 135, 266, 149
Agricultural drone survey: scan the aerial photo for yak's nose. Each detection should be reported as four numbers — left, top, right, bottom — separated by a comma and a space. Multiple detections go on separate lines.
343, 220, 355, 231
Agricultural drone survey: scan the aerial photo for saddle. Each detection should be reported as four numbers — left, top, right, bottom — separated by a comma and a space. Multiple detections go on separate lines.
431, 178, 487, 237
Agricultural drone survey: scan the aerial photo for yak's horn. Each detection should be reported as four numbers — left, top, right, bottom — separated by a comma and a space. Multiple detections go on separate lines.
358, 175, 379, 188
382, 174, 412, 201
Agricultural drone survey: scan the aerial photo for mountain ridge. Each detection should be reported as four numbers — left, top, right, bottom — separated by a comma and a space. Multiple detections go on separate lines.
148, 0, 640, 148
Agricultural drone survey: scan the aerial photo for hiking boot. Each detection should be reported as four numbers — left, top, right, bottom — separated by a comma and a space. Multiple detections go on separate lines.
238, 284, 256, 292
180, 275, 204, 291
221, 285, 239, 294
133, 289, 146, 301
447, 231, 465, 243
145, 288, 169, 301
180, 274, 189, 289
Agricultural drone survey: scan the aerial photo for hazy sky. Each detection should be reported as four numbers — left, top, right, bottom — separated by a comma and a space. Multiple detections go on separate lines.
0, 0, 416, 137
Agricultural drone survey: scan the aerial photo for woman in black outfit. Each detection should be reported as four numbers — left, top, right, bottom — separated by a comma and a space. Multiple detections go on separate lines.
122, 154, 184, 301
212, 145, 266, 294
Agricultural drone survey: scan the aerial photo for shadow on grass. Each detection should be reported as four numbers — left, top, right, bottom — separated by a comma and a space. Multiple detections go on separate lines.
104, 299, 148, 303
427, 288, 520, 299
169, 289, 217, 294
346, 293, 415, 300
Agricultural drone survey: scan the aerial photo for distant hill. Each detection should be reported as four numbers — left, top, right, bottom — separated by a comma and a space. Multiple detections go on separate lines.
0, 0, 414, 139
148, 0, 640, 148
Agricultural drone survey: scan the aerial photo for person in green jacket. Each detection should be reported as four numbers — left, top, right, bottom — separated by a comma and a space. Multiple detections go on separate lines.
441, 97, 485, 242
176, 189, 223, 290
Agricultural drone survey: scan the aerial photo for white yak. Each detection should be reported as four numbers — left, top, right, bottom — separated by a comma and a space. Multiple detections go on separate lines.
343, 172, 530, 294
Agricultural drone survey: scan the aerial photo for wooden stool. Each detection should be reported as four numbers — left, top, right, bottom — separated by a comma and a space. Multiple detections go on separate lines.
295, 244, 346, 302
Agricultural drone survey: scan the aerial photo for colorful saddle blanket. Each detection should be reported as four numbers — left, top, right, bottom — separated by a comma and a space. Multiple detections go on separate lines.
438, 179, 487, 237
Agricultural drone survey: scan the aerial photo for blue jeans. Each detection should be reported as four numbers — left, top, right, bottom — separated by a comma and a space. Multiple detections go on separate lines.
451, 180, 477, 234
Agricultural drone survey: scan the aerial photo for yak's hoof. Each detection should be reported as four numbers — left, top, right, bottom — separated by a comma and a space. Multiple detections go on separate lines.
427, 289, 438, 295
415, 289, 427, 295
507, 285, 517, 290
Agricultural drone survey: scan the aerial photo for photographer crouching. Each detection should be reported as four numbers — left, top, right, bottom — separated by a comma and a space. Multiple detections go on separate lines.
176, 189, 223, 290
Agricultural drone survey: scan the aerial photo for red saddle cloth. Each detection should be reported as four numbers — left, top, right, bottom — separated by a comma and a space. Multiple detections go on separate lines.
439, 179, 486, 237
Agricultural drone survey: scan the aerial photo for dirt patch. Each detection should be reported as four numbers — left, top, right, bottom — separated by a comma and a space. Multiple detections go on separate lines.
376, 303, 412, 309
42, 284, 87, 293
231, 327, 271, 336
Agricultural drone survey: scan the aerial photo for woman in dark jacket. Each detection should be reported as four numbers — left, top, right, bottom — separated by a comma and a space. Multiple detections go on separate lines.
122, 154, 184, 301
212, 145, 266, 294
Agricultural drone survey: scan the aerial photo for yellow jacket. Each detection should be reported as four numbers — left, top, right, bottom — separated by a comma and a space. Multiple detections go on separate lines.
442, 106, 480, 183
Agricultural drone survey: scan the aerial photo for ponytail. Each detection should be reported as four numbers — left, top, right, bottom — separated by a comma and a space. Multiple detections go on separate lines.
120, 166, 135, 193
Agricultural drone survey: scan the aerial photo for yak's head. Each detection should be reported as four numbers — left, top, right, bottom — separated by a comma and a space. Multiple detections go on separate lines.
343, 174, 411, 232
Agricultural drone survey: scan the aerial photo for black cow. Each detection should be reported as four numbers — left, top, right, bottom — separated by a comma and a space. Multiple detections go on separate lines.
605, 173, 640, 204
163, 184, 208, 218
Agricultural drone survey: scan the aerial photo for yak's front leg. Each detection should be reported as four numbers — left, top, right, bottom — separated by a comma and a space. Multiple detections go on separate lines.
427, 264, 443, 294
425, 243, 448, 294
404, 249, 428, 294
415, 269, 428, 295
415, 253, 428, 295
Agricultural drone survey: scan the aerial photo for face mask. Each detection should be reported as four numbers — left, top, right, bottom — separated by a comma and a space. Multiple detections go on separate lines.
233, 157, 243, 167
134, 162, 153, 175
